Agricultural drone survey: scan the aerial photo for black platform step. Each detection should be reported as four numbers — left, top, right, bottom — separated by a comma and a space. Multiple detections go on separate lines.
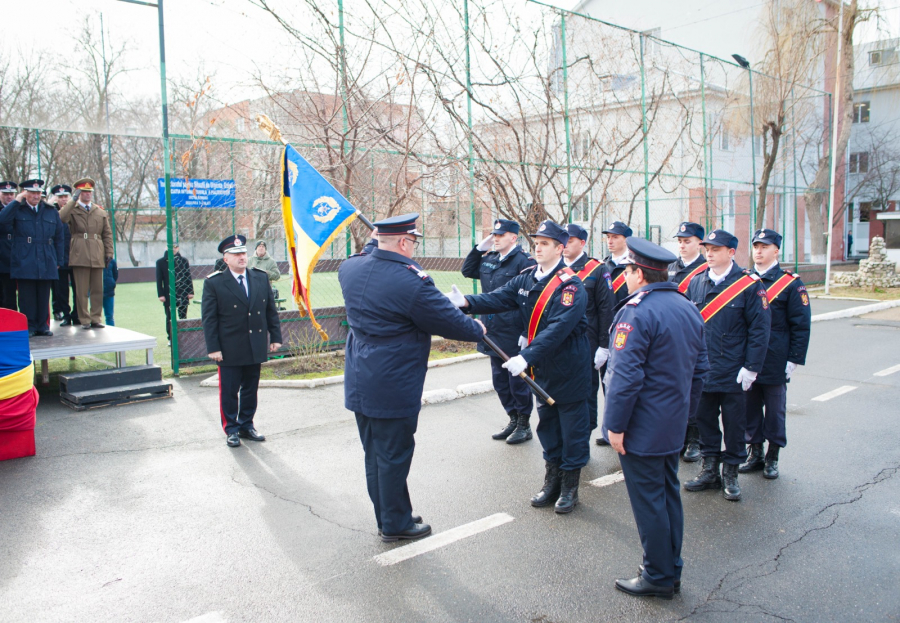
60, 380, 173, 411
59, 365, 163, 393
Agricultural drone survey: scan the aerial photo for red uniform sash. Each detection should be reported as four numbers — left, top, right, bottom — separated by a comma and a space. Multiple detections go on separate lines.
700, 274, 759, 323
764, 272, 797, 302
611, 270, 627, 293
527, 267, 576, 344
577, 258, 603, 281
678, 262, 708, 293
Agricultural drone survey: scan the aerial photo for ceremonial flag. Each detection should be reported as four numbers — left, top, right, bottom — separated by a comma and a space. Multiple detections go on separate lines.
0, 309, 38, 461
281, 144, 359, 340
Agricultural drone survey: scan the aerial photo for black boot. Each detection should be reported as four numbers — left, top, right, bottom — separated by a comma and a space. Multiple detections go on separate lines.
530, 461, 561, 507
739, 443, 765, 473
722, 462, 742, 501
682, 425, 701, 463
683, 456, 721, 492
763, 445, 780, 479
554, 468, 581, 514
492, 413, 518, 440
506, 413, 532, 445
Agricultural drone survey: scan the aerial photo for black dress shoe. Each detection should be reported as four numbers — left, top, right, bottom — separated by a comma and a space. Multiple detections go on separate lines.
596, 437, 610, 446
238, 428, 266, 442
381, 523, 432, 543
34, 330, 53, 337
639, 565, 680, 593
226, 433, 241, 447
60, 319, 73, 326
615, 575, 674, 600
90, 322, 105, 329
378, 515, 423, 536
27, 330, 36, 338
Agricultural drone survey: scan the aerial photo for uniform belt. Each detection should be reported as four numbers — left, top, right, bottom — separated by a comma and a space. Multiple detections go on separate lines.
23, 237, 53, 244
350, 329, 421, 345
82, 233, 101, 239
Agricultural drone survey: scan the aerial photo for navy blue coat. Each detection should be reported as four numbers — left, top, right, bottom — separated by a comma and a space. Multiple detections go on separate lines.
0, 200, 65, 281
461, 244, 535, 356
568, 252, 615, 350
464, 260, 591, 402
686, 262, 771, 393
601, 282, 709, 456
603, 255, 630, 305
668, 255, 707, 290
339, 247, 485, 419
754, 264, 812, 384
0, 219, 11, 273
55, 206, 72, 268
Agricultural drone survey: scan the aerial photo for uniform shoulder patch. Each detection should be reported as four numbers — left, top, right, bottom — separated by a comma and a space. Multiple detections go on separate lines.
783, 269, 795, 276
520, 265, 537, 274
405, 264, 430, 281
614, 322, 633, 350
561, 284, 577, 306
250, 267, 266, 273
758, 289, 769, 309
626, 290, 649, 306
206, 270, 223, 279
748, 273, 761, 281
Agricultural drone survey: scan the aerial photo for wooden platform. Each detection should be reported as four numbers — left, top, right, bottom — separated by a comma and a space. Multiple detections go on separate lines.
29, 323, 157, 384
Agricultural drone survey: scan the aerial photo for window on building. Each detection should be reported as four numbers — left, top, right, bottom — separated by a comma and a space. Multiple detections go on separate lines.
641, 28, 660, 57
853, 102, 870, 123
849, 152, 869, 174
720, 129, 730, 151
884, 220, 900, 248
236, 118, 246, 132
859, 201, 872, 222
869, 49, 899, 66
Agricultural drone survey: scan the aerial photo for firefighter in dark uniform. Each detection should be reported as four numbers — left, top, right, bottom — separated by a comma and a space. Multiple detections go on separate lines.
49, 184, 78, 326
0, 179, 65, 336
602, 237, 709, 600
201, 235, 283, 448
668, 221, 708, 462
739, 229, 811, 480
683, 230, 770, 501
602, 221, 633, 306
340, 214, 486, 542
563, 223, 615, 435
449, 220, 591, 514
0, 181, 18, 310
461, 218, 536, 443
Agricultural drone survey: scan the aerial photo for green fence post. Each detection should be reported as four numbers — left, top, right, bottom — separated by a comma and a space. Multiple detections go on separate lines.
791, 87, 799, 270
700, 53, 710, 232
749, 67, 757, 232
639, 34, 650, 239
561, 10, 572, 222
465, 0, 478, 294
35, 129, 41, 179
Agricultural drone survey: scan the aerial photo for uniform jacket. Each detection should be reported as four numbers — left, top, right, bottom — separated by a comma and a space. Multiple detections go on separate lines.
603, 255, 630, 306
0, 200, 65, 280
668, 254, 707, 289
58, 199, 113, 268
601, 282, 710, 456
248, 253, 281, 282
103, 257, 118, 298
156, 251, 195, 304
461, 244, 535, 356
201, 267, 282, 367
0, 216, 11, 273
567, 252, 615, 351
338, 247, 485, 419
465, 259, 591, 402
753, 263, 811, 384
686, 261, 771, 393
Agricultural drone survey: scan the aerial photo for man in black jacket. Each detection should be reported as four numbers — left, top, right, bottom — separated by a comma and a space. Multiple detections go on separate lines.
602, 221, 633, 306
50, 184, 78, 326
461, 218, 536, 443
156, 244, 194, 344
0, 181, 18, 310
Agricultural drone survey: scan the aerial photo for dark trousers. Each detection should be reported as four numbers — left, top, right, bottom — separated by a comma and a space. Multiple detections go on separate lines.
0, 271, 16, 310
536, 399, 590, 471
217, 364, 261, 435
588, 368, 601, 430
619, 452, 683, 587
103, 296, 115, 326
697, 391, 748, 465
17, 279, 51, 332
355, 412, 418, 535
745, 383, 787, 448
163, 300, 189, 341
489, 355, 533, 416
52, 269, 72, 318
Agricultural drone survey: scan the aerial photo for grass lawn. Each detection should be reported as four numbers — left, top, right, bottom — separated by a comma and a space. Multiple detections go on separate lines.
815, 285, 900, 301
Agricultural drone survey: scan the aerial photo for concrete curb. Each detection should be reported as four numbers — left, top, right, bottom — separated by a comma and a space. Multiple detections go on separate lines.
811, 299, 900, 323
421, 380, 495, 405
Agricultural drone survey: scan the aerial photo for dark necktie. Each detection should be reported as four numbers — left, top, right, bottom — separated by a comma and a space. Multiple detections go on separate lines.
238, 275, 248, 298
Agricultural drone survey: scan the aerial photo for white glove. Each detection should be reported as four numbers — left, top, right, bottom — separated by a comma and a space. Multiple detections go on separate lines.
445, 284, 466, 308
502, 355, 528, 376
518, 335, 529, 350
594, 347, 609, 370
476, 235, 494, 252
736, 367, 758, 391
785, 361, 798, 380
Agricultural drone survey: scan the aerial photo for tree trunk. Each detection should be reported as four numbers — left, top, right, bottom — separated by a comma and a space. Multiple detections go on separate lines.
756, 123, 782, 232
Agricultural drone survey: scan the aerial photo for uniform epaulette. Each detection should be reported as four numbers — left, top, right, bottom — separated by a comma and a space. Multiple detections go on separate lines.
405, 264, 430, 280
206, 270, 223, 279
747, 272, 761, 281
520, 265, 537, 274
626, 290, 650, 306
250, 266, 266, 273
783, 269, 797, 277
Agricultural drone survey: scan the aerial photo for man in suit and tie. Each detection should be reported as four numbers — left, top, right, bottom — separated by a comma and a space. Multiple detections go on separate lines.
201, 235, 283, 447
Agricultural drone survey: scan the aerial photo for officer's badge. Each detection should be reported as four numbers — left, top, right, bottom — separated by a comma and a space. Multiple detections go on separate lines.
758, 289, 769, 310
539, 223, 547, 232
709, 232, 716, 239
561, 284, 577, 306
680, 224, 686, 232
495, 220, 501, 229
801, 292, 809, 306
614, 322, 633, 350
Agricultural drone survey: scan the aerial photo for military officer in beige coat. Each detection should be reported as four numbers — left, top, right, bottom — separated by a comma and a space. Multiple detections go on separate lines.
58, 178, 114, 328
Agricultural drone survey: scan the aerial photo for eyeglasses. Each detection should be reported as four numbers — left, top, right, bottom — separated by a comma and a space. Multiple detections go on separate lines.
403, 237, 420, 249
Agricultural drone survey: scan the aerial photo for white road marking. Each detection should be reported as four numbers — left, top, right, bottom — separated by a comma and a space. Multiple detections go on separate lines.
182, 613, 227, 623
874, 364, 900, 377
373, 513, 514, 566
812, 385, 857, 402
589, 471, 625, 488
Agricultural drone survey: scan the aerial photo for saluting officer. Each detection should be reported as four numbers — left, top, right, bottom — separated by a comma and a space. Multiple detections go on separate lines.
449, 220, 591, 514
0, 181, 18, 310
461, 218, 536, 444
602, 221, 633, 306
602, 237, 709, 600
201, 235, 283, 448
49, 184, 77, 326
683, 230, 770, 502
563, 223, 615, 436
669, 221, 708, 462
739, 229, 811, 480
339, 214, 486, 543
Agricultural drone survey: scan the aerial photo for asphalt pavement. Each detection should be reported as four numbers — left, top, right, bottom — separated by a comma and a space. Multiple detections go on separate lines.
2, 303, 899, 623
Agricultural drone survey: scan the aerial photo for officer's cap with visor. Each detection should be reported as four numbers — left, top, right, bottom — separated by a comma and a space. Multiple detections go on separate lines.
491, 218, 520, 236
565, 223, 589, 241
622, 237, 677, 272
73, 178, 96, 191
19, 179, 45, 192
700, 229, 739, 250
0, 181, 17, 193
531, 220, 569, 245
602, 221, 633, 237
218, 234, 248, 254
752, 228, 783, 249
674, 221, 704, 240
373, 212, 424, 237
51, 184, 72, 197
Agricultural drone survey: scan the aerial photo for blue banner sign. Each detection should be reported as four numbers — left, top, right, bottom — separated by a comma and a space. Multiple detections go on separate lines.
157, 178, 236, 208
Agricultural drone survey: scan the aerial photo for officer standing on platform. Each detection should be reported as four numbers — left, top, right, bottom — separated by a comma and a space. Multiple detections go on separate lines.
461, 218, 536, 444
201, 235, 283, 448
339, 214, 486, 542
668, 221, 708, 462
602, 237, 709, 600
563, 223, 615, 436
50, 184, 77, 326
739, 229, 811, 480
602, 221, 633, 306
448, 220, 591, 514
0, 181, 18, 310
683, 230, 770, 502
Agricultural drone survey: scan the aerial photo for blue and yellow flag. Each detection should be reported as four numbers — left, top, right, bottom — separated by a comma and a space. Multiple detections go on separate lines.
281, 144, 359, 340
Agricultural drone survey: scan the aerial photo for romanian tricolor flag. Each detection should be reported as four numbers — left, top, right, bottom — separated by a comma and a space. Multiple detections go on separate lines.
0, 309, 39, 461
281, 144, 359, 340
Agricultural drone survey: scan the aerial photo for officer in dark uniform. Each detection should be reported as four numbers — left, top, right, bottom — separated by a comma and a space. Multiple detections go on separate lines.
449, 220, 591, 514
49, 184, 77, 325
683, 230, 770, 502
739, 229, 811, 479
563, 223, 615, 436
461, 218, 536, 443
0, 179, 65, 336
668, 221, 708, 462
601, 221, 633, 306
602, 237, 709, 600
201, 235, 283, 448
339, 214, 486, 542
0, 181, 18, 310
